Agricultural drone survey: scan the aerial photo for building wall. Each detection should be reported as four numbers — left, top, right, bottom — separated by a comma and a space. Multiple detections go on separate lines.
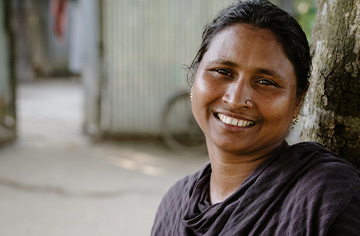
101, 0, 232, 136
26, 0, 75, 76
0, 0, 16, 142
80, 0, 102, 137
0, 1, 10, 97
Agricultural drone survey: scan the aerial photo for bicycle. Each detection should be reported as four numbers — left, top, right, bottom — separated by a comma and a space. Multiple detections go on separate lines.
161, 91, 207, 153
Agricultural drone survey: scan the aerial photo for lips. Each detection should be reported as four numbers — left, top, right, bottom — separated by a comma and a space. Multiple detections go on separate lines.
216, 113, 255, 127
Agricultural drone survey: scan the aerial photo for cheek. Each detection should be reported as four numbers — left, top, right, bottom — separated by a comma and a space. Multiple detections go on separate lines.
193, 70, 226, 101
259, 93, 297, 124
193, 73, 213, 95
191, 77, 204, 118
192, 72, 212, 105
191, 91, 208, 135
191, 74, 219, 126
192, 78, 207, 117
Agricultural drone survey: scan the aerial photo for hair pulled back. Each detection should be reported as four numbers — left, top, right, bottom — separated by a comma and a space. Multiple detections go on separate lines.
188, 0, 311, 98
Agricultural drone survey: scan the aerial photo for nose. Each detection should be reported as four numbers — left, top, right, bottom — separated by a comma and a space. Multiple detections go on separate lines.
222, 78, 253, 109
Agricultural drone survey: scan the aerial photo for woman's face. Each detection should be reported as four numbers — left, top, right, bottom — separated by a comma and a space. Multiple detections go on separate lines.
192, 24, 302, 157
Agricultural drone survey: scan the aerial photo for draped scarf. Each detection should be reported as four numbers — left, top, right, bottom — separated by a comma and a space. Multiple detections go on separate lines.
151, 142, 360, 236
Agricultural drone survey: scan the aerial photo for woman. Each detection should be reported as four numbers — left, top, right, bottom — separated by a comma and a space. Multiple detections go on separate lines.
152, 1, 360, 235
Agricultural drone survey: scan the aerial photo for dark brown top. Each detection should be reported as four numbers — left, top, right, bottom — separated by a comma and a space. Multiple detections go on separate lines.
151, 142, 360, 235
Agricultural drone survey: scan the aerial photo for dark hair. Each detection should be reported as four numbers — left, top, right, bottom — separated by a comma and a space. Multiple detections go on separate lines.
188, 0, 311, 98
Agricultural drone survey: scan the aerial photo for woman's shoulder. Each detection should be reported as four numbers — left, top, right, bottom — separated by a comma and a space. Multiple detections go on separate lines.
287, 141, 360, 190
327, 190, 360, 235
295, 155, 360, 197
287, 142, 360, 213
287, 142, 357, 170
151, 162, 211, 235
273, 142, 360, 234
288, 141, 340, 157
156, 162, 211, 211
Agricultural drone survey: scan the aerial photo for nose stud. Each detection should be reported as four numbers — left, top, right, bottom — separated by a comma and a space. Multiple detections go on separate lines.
246, 100, 252, 106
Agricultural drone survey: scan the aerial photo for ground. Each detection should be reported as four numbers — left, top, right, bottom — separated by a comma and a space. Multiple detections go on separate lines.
0, 79, 208, 236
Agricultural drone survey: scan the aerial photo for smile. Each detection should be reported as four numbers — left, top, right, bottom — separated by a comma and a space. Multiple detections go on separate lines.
217, 113, 255, 127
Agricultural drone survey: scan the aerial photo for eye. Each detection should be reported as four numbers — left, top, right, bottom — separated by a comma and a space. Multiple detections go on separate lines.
214, 68, 233, 77
257, 79, 277, 86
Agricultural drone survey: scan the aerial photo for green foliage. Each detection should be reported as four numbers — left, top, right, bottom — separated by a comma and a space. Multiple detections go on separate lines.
295, 0, 318, 42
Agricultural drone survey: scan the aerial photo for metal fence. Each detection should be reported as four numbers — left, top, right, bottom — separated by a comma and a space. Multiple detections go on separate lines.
100, 0, 232, 136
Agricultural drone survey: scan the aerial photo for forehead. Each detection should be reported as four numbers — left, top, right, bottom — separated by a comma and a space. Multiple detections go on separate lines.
207, 24, 285, 59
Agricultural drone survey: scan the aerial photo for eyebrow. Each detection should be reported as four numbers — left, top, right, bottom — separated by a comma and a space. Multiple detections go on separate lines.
208, 59, 239, 68
255, 68, 285, 80
209, 59, 286, 81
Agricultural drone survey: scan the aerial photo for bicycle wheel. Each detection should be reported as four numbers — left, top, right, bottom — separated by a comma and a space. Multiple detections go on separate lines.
161, 92, 207, 153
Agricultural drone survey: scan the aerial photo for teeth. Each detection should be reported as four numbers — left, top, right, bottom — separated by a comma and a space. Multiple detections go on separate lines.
226, 117, 232, 124
217, 114, 254, 127
231, 119, 238, 126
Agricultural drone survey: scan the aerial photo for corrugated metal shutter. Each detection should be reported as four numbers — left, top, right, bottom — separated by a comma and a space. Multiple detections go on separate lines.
101, 0, 232, 136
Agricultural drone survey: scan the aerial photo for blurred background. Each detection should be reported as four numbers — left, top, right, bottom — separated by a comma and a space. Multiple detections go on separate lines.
0, 0, 317, 235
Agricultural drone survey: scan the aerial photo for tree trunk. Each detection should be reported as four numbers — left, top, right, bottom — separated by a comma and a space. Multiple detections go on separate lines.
300, 0, 360, 168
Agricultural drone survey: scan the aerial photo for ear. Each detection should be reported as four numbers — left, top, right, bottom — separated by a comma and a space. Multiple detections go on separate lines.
294, 92, 307, 118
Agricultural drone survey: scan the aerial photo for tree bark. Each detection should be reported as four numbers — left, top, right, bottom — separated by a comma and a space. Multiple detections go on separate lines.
300, 0, 360, 168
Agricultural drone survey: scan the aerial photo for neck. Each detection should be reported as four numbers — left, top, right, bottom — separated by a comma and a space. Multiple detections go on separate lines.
208, 141, 287, 204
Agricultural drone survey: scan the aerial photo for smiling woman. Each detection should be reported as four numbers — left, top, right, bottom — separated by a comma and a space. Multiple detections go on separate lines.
191, 25, 299, 161
151, 0, 360, 235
